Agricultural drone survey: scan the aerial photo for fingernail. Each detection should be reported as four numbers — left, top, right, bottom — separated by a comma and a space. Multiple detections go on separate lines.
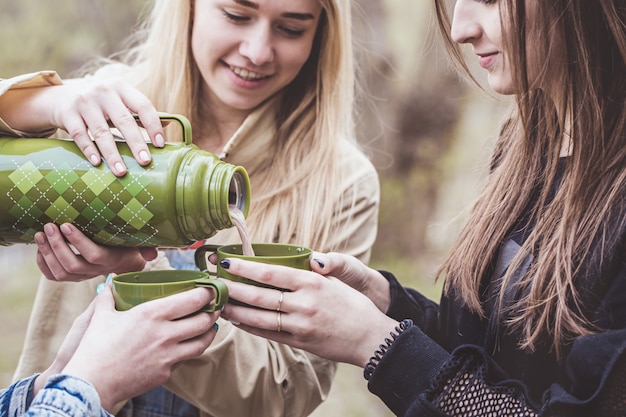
155, 133, 165, 147
213, 323, 219, 332
89, 154, 101, 165
105, 273, 114, 284
220, 259, 231, 269
96, 283, 106, 295
114, 162, 126, 174
313, 258, 325, 268
60, 223, 72, 236
44, 224, 55, 237
34, 232, 46, 245
229, 319, 240, 326
139, 150, 151, 163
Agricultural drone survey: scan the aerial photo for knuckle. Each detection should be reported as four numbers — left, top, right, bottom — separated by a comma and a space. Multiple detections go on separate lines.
189, 339, 210, 357
132, 99, 154, 115
255, 265, 275, 283
81, 250, 108, 265
68, 128, 88, 143
90, 124, 112, 141
115, 112, 137, 128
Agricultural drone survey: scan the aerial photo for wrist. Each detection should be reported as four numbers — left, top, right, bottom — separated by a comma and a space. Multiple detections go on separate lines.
363, 319, 413, 380
364, 271, 391, 313
34, 358, 64, 397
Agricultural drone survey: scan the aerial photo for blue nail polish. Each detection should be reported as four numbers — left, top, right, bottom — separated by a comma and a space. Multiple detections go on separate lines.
313, 258, 325, 268
213, 323, 219, 332
97, 273, 114, 295
220, 259, 231, 269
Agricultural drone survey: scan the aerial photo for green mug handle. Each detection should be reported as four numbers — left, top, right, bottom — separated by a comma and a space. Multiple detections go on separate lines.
194, 244, 221, 275
194, 277, 228, 312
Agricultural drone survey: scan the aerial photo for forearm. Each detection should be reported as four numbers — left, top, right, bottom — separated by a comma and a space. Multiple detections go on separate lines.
362, 269, 392, 313
0, 86, 58, 133
164, 321, 336, 417
0, 71, 63, 136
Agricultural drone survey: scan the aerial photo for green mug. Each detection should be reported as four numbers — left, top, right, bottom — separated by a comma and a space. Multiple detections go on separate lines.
194, 243, 312, 290
112, 269, 228, 312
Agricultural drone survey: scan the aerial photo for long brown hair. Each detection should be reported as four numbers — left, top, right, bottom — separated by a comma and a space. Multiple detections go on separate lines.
434, 0, 626, 358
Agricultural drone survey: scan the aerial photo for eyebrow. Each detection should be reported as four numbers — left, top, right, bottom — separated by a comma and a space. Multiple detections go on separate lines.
232, 0, 316, 20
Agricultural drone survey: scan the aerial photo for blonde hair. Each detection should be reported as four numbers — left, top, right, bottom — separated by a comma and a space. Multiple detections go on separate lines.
434, 0, 626, 358
84, 0, 358, 251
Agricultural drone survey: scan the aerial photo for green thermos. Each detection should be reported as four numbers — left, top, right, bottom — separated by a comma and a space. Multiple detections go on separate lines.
0, 114, 250, 247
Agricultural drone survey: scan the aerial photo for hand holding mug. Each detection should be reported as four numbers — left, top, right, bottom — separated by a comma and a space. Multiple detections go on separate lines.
219, 257, 399, 369
37, 283, 219, 412
112, 269, 228, 312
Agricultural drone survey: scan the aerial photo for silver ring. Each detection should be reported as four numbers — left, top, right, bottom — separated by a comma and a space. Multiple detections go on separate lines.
277, 311, 282, 332
277, 291, 284, 312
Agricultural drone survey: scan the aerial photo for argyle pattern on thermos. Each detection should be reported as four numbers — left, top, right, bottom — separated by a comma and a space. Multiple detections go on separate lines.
7, 157, 158, 246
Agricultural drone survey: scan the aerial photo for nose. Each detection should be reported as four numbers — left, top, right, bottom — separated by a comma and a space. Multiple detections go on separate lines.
450, 0, 482, 44
239, 24, 274, 66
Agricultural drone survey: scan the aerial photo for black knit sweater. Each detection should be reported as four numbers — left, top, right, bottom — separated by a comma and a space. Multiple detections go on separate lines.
367, 160, 626, 416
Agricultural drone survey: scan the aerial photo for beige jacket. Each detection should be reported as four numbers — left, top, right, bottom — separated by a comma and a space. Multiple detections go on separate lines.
1, 72, 380, 416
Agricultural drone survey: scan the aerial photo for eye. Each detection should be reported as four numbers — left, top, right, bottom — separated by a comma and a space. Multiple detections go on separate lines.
222, 9, 249, 23
276, 25, 306, 38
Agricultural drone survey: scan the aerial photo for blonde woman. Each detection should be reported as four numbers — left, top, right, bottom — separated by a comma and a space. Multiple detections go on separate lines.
0, 0, 379, 415
216, 0, 626, 415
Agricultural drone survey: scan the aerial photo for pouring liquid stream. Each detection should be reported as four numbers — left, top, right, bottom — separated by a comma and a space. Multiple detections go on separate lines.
230, 206, 255, 257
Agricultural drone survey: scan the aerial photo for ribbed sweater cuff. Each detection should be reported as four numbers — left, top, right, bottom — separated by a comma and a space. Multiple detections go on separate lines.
367, 325, 450, 416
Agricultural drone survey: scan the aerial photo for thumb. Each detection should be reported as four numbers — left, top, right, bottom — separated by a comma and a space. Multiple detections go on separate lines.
93, 282, 116, 311
311, 252, 329, 274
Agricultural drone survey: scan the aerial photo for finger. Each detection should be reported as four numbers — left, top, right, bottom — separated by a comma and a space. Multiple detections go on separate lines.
104, 108, 152, 167
139, 247, 159, 262
310, 252, 329, 273
93, 284, 116, 310
174, 323, 220, 362
62, 113, 102, 166
119, 92, 165, 148
221, 279, 285, 312
142, 287, 215, 320
38, 224, 88, 281
233, 322, 293, 345
57, 223, 113, 267
168, 310, 218, 343
221, 258, 308, 291
79, 100, 127, 176
223, 302, 281, 331
223, 304, 293, 344
34, 233, 57, 280
311, 251, 352, 276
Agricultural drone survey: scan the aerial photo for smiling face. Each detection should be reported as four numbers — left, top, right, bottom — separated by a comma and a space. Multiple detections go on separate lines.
191, 0, 323, 114
450, 0, 515, 95
449, 0, 559, 97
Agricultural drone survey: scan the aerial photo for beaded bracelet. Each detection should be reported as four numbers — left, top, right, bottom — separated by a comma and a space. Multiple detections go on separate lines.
363, 319, 413, 380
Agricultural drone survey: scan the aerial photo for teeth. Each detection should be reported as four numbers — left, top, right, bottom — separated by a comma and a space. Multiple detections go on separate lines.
230, 66, 267, 80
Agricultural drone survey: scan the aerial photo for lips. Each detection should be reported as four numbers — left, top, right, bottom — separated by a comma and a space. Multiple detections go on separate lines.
477, 52, 498, 69
229, 65, 270, 81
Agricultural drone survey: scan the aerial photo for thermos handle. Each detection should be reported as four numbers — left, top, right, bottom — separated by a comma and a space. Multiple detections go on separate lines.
132, 113, 193, 146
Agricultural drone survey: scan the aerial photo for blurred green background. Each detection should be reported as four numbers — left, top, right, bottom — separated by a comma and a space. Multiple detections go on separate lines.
0, 1, 507, 416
